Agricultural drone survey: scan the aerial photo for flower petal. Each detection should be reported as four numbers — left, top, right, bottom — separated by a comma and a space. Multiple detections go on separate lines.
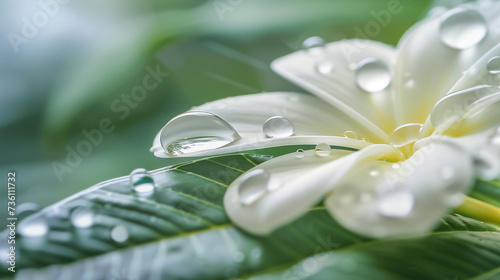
393, 2, 500, 125
272, 39, 396, 139
326, 142, 474, 238
151, 92, 375, 158
223, 144, 404, 235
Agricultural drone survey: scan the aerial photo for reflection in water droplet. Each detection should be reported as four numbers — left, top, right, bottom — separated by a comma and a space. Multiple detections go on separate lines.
389, 123, 423, 147
262, 116, 295, 138
111, 226, 129, 243
19, 219, 48, 238
295, 149, 305, 158
315, 143, 331, 157
355, 58, 391, 92
439, 7, 487, 49
316, 61, 334, 74
302, 36, 326, 55
238, 169, 280, 206
130, 168, 155, 195
71, 207, 94, 229
160, 112, 240, 156
487, 56, 500, 74
343, 130, 357, 139
377, 191, 414, 217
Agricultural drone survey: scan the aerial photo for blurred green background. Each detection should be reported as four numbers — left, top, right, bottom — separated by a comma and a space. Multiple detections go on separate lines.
1, 0, 457, 220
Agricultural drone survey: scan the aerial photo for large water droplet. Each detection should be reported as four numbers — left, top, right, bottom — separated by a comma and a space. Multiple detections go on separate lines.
487, 56, 500, 74
111, 225, 129, 243
377, 191, 414, 217
389, 123, 423, 147
315, 143, 331, 157
316, 61, 334, 75
160, 112, 240, 156
238, 169, 281, 206
439, 7, 487, 49
355, 58, 391, 92
18, 219, 48, 238
71, 207, 94, 229
130, 168, 155, 195
295, 149, 305, 158
302, 36, 325, 55
262, 116, 295, 138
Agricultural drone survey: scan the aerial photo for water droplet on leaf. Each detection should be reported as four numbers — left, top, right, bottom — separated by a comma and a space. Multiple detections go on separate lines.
19, 219, 48, 238
160, 112, 240, 156
355, 58, 391, 92
130, 168, 155, 195
439, 7, 487, 49
343, 130, 357, 139
71, 207, 94, 229
302, 36, 325, 55
111, 225, 129, 243
316, 61, 334, 74
262, 116, 295, 138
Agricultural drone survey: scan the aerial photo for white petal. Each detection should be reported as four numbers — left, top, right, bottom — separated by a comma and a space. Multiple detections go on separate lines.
393, 2, 500, 125
223, 144, 404, 235
272, 39, 396, 139
151, 92, 375, 158
326, 142, 474, 238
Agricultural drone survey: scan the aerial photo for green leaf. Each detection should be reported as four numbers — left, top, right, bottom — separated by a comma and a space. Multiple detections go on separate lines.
3, 154, 499, 279
469, 179, 500, 208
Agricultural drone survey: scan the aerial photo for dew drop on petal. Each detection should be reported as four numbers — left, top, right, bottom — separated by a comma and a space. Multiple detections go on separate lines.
111, 225, 129, 243
490, 135, 500, 146
392, 163, 401, 169
262, 116, 295, 138
71, 207, 94, 229
315, 143, 331, 157
487, 56, 500, 74
18, 219, 48, 238
130, 168, 155, 195
160, 112, 241, 156
439, 7, 487, 49
316, 61, 334, 75
302, 36, 326, 55
295, 149, 305, 158
377, 191, 414, 217
369, 170, 380, 177
389, 123, 423, 147
354, 58, 391, 92
343, 130, 357, 139
238, 169, 280, 206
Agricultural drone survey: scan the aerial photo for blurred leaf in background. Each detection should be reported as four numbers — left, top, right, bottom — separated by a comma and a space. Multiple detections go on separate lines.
0, 0, 433, 221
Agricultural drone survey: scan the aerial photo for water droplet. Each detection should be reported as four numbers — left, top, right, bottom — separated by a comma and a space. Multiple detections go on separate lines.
316, 61, 334, 74
160, 112, 240, 156
315, 143, 331, 157
491, 135, 500, 146
405, 79, 415, 88
295, 149, 305, 158
238, 169, 280, 206
343, 130, 357, 139
369, 170, 380, 177
439, 7, 488, 49
355, 58, 391, 92
440, 166, 455, 180
111, 225, 129, 243
130, 168, 155, 195
71, 207, 94, 229
392, 163, 401, 169
262, 116, 295, 138
302, 36, 325, 55
389, 123, 423, 147
18, 219, 48, 238
487, 56, 500, 74
377, 191, 414, 217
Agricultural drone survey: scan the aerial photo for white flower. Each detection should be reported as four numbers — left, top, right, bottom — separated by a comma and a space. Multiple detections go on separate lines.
151, 1, 500, 238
